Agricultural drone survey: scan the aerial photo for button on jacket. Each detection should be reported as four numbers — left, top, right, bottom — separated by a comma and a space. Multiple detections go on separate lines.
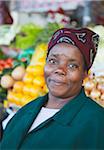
1, 89, 104, 149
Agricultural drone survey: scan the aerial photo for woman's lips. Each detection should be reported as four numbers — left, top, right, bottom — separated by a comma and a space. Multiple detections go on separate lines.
50, 79, 66, 86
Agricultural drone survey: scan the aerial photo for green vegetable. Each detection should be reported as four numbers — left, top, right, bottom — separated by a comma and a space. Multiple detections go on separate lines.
10, 23, 43, 49
35, 22, 62, 45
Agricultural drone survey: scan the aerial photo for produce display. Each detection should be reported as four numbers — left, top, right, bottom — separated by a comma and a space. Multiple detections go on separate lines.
3, 22, 61, 108
0, 58, 13, 72
35, 22, 63, 45
7, 44, 48, 107
0, 49, 14, 72
83, 73, 104, 107
10, 23, 43, 50
11, 66, 26, 81
0, 23, 104, 109
1, 74, 15, 89
83, 25, 104, 107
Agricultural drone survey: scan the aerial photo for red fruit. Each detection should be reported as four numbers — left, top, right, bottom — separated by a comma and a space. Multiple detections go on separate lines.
21, 58, 26, 62
4, 64, 11, 68
0, 60, 5, 66
6, 58, 13, 64
0, 65, 3, 71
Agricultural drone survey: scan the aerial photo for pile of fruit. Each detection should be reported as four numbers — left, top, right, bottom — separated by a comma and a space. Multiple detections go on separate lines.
0, 22, 61, 108
0, 65, 26, 89
5, 23, 61, 107
0, 64, 26, 100
6, 44, 48, 107
0, 48, 14, 72
0, 58, 13, 72
84, 73, 104, 107
83, 25, 104, 107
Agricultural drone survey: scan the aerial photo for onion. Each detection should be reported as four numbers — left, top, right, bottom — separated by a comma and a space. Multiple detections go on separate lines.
101, 93, 104, 101
84, 89, 90, 96
99, 94, 104, 107
97, 83, 104, 93
96, 76, 104, 83
90, 88, 101, 100
0, 75, 14, 89
11, 66, 25, 81
84, 80, 96, 91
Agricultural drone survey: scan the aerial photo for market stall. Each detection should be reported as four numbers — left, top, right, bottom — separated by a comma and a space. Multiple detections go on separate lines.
0, 1, 104, 130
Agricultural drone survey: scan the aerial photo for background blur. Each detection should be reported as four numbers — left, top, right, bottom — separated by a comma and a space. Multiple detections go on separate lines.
1, 0, 104, 27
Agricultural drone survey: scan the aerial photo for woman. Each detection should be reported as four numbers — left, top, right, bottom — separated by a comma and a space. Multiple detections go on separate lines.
1, 28, 104, 149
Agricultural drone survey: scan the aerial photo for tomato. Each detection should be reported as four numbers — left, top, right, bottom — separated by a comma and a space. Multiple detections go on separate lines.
6, 58, 13, 64
21, 58, 26, 62
0, 60, 5, 66
0, 65, 3, 71
4, 64, 11, 68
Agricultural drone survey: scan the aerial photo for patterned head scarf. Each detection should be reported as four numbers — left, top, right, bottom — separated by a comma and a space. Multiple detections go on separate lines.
48, 28, 99, 70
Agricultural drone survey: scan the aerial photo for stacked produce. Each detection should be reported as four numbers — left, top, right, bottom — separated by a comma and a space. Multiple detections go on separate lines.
0, 58, 13, 72
83, 73, 104, 107
0, 49, 14, 72
0, 22, 61, 109
5, 23, 61, 107
10, 23, 43, 50
0, 64, 26, 100
83, 25, 104, 107
0, 48, 15, 101
7, 44, 48, 107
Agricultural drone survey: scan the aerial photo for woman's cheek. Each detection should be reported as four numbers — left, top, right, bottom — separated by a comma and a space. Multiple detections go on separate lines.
44, 65, 52, 77
68, 72, 83, 82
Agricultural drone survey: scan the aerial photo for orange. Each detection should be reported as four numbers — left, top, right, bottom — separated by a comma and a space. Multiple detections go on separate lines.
13, 93, 23, 106
33, 76, 45, 87
43, 84, 49, 93
29, 86, 41, 97
13, 81, 24, 92
7, 90, 15, 103
23, 83, 33, 94
39, 89, 47, 97
7, 91, 21, 106
23, 73, 34, 83
20, 95, 34, 106
26, 65, 35, 74
33, 65, 44, 76
26, 65, 44, 76
37, 58, 46, 66
30, 44, 47, 65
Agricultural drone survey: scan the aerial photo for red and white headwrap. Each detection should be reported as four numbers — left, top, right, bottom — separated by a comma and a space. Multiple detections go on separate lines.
48, 28, 99, 70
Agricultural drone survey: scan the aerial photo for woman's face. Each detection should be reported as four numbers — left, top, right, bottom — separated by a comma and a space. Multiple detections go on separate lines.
44, 43, 87, 99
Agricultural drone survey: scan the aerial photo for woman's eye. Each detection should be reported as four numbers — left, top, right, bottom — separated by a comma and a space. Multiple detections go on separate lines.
47, 59, 57, 64
68, 64, 78, 70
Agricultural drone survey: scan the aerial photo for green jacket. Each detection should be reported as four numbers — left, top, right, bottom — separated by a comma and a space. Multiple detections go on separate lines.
1, 89, 104, 150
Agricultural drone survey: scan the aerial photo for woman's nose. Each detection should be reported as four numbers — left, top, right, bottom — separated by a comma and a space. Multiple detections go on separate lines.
54, 65, 67, 76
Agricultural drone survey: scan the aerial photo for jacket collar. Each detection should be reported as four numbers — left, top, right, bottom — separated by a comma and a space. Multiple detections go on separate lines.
53, 88, 87, 125
28, 88, 87, 126
28, 94, 48, 115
